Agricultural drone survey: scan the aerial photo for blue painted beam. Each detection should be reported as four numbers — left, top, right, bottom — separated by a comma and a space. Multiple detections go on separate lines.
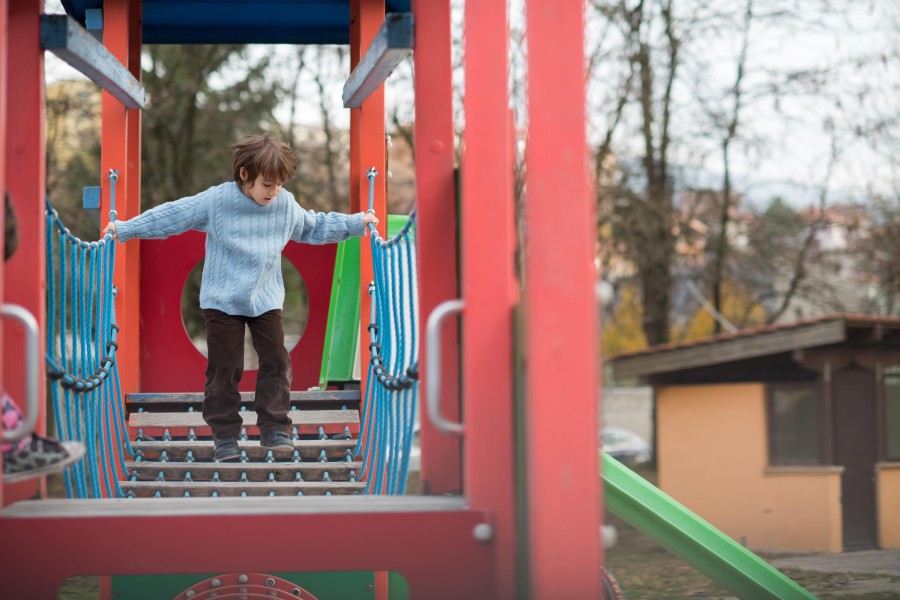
141, 2, 348, 28
40, 14, 145, 110
143, 26, 350, 46
342, 13, 414, 108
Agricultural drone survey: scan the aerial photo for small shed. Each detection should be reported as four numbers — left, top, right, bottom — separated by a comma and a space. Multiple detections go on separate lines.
609, 314, 900, 553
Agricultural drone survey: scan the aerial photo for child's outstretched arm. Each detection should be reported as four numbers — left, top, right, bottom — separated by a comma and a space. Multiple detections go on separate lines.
103, 189, 211, 243
290, 203, 378, 244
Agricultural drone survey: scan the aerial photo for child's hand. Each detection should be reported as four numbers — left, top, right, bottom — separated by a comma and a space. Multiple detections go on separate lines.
102, 222, 117, 239
363, 212, 379, 228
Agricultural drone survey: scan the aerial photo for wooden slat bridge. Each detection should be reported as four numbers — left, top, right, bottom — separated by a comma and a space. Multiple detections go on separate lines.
122, 391, 365, 498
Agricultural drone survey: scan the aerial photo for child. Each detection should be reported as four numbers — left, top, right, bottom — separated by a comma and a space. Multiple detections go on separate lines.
102, 135, 378, 461
3, 193, 86, 482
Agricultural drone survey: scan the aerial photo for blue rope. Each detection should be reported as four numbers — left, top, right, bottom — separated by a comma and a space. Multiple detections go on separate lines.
45, 172, 126, 499
360, 168, 420, 495
45, 212, 73, 497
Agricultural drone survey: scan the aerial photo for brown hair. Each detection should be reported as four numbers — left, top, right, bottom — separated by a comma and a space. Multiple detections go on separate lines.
231, 135, 297, 186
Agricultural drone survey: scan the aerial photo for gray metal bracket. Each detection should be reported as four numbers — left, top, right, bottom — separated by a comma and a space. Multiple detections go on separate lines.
40, 14, 146, 110
342, 12, 414, 108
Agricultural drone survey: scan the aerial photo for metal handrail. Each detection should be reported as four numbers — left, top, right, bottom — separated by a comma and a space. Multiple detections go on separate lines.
425, 298, 464, 436
1, 304, 40, 443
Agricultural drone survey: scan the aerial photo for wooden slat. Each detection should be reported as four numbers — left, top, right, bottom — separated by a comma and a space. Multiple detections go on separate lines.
121, 481, 365, 497
342, 12, 414, 108
40, 15, 145, 109
126, 390, 360, 405
2, 495, 471, 517
128, 410, 359, 437
127, 462, 362, 482
130, 440, 356, 461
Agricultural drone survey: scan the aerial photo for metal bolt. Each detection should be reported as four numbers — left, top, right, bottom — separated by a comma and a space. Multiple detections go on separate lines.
211, 578, 221, 588
266, 577, 276, 587
238, 574, 249, 584
473, 523, 494, 543
292, 588, 302, 596
185, 592, 195, 599
366, 584, 374, 591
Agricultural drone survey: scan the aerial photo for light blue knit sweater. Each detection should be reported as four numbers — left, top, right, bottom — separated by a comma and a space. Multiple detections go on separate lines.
115, 182, 365, 317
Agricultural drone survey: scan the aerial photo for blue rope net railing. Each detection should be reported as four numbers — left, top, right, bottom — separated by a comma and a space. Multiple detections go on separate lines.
45, 169, 133, 498
354, 168, 420, 495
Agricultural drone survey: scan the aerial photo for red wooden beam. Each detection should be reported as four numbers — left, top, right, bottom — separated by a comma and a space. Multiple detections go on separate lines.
524, 1, 604, 597
0, 501, 496, 599
0, 0, 8, 507
100, 0, 139, 399
350, 0, 387, 471
3, 0, 47, 506
461, 1, 518, 598
412, 0, 462, 495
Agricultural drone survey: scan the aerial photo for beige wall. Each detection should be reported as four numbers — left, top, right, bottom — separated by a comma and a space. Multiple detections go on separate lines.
877, 463, 900, 548
657, 383, 843, 552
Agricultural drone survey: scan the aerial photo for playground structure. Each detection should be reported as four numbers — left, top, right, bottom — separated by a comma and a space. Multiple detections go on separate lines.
0, 1, 819, 599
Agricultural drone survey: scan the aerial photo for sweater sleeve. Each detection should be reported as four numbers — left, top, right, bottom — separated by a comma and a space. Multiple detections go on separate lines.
289, 201, 366, 245
114, 189, 211, 243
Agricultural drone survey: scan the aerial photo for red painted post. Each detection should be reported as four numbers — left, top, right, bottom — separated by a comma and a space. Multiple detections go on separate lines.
350, 0, 387, 477
412, 0, 462, 495
3, 0, 47, 505
101, 0, 139, 399
461, 1, 517, 597
0, 0, 8, 507
123, 0, 142, 396
524, 1, 604, 597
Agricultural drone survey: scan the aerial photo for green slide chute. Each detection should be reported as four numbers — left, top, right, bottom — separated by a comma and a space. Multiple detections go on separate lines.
603, 453, 817, 599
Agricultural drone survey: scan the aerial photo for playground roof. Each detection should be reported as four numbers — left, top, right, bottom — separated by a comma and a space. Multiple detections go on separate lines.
609, 313, 900, 382
61, 0, 411, 45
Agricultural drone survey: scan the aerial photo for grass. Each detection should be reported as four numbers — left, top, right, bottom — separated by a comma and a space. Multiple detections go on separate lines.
57, 577, 100, 600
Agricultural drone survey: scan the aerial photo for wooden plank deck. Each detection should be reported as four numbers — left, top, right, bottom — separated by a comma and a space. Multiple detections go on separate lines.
120, 481, 365, 497
126, 390, 360, 406
130, 440, 357, 461
127, 461, 362, 482
128, 410, 359, 437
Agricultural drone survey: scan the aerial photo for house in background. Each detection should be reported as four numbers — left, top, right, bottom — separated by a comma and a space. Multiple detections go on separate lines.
609, 314, 900, 553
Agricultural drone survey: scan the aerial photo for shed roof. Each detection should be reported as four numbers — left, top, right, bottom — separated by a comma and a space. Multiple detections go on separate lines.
62, 0, 411, 45
609, 313, 900, 382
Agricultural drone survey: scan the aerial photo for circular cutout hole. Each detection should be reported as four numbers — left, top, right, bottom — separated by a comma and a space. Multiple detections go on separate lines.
181, 257, 309, 370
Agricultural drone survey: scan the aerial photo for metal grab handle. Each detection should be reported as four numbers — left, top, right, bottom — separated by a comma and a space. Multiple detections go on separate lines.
1, 304, 40, 443
425, 298, 464, 436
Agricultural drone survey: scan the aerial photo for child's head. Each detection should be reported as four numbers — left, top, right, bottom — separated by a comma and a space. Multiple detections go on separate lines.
231, 135, 297, 188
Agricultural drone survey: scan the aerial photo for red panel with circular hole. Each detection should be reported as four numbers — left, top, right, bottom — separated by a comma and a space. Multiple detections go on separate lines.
139, 231, 337, 393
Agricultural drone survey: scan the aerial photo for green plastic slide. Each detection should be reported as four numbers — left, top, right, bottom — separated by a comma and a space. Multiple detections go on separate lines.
603, 453, 817, 599
317, 236, 361, 388
317, 215, 415, 389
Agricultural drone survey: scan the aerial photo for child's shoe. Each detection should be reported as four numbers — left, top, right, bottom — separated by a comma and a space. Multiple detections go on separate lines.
260, 429, 293, 454
3, 435, 86, 483
213, 437, 241, 462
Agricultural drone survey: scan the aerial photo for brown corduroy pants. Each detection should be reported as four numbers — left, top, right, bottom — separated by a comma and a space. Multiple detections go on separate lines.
202, 309, 292, 440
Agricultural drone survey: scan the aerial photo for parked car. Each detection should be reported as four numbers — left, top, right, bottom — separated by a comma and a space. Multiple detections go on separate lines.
408, 422, 421, 472
600, 426, 651, 465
